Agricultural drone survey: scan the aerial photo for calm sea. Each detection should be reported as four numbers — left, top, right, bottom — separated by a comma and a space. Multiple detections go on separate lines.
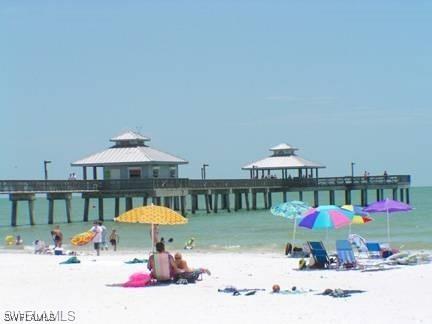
0, 187, 431, 253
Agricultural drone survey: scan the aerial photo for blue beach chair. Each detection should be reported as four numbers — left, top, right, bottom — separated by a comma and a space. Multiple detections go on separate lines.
307, 241, 331, 269
336, 240, 357, 269
365, 242, 382, 258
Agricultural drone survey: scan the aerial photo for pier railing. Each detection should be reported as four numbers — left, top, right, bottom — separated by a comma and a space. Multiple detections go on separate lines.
0, 175, 410, 194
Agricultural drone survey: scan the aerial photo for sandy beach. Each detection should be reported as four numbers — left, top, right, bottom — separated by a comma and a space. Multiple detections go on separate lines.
1, 250, 431, 324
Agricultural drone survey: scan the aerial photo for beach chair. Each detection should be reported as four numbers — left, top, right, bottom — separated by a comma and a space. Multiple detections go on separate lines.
365, 242, 382, 258
307, 241, 332, 269
336, 240, 357, 269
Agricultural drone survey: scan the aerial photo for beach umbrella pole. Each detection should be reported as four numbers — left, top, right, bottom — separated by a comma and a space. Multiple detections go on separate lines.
151, 224, 155, 253
292, 216, 297, 247
386, 210, 391, 244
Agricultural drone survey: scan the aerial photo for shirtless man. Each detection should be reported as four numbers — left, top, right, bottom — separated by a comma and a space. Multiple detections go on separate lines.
51, 225, 63, 248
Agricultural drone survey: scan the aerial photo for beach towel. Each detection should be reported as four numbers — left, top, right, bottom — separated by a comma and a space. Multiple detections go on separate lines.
319, 288, 365, 298
122, 272, 151, 288
218, 286, 265, 296
59, 256, 81, 264
124, 258, 148, 264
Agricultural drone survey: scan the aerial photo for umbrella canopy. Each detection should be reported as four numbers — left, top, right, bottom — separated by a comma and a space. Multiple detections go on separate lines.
270, 201, 310, 246
115, 205, 188, 225
351, 215, 374, 225
340, 205, 373, 233
115, 205, 188, 250
363, 198, 412, 214
363, 198, 412, 243
270, 201, 310, 219
299, 205, 354, 230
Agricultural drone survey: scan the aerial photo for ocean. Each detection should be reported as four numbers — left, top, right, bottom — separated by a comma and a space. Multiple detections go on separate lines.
1, 186, 431, 253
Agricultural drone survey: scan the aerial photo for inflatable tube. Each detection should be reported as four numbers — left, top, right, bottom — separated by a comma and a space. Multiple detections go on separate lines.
184, 237, 195, 250
71, 231, 96, 246
5, 235, 15, 246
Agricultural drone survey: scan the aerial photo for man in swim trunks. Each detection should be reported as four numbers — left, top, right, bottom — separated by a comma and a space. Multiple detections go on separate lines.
109, 229, 119, 251
51, 225, 63, 248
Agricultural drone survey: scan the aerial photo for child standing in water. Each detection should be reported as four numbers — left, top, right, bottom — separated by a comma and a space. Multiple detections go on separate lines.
109, 229, 119, 251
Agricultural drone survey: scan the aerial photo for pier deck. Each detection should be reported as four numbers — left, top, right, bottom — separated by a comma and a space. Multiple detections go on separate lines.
0, 175, 411, 225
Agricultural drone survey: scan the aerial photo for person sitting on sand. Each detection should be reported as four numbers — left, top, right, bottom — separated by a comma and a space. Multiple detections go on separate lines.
147, 242, 177, 282
174, 252, 211, 276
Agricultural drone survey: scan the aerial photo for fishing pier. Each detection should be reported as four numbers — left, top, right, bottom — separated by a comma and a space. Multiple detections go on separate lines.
0, 175, 410, 226
0, 131, 411, 225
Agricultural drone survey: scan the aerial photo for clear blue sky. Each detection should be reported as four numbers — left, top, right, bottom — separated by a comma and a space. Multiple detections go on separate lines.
1, 1, 431, 186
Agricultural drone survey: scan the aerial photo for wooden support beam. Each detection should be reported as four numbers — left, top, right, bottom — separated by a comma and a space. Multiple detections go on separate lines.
234, 192, 239, 211
173, 197, 180, 211
267, 191, 272, 208
405, 188, 410, 204
226, 193, 231, 212
98, 197, 104, 221
205, 194, 211, 214
400, 188, 405, 202
126, 197, 133, 211
191, 195, 197, 214
392, 188, 398, 200
28, 199, 35, 226
11, 200, 17, 227
313, 191, 319, 207
345, 190, 351, 205
252, 191, 257, 210
329, 190, 335, 205
180, 195, 186, 216
245, 191, 250, 211
83, 198, 90, 222
221, 193, 227, 210
48, 199, 54, 224
283, 191, 287, 203
298, 191, 303, 202
115, 197, 120, 217
263, 191, 269, 209
65, 197, 72, 223
214, 193, 219, 213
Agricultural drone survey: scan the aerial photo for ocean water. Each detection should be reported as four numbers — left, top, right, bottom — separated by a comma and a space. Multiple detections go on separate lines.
0, 187, 431, 253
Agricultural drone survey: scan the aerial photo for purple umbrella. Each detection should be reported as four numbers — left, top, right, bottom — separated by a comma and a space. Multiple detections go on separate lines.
363, 198, 412, 243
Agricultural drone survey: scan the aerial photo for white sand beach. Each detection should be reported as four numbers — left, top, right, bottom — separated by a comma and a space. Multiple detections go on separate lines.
1, 250, 431, 324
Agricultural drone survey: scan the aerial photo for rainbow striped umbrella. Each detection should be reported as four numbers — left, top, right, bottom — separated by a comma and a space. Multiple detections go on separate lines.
299, 205, 354, 230
299, 205, 355, 244
341, 205, 373, 234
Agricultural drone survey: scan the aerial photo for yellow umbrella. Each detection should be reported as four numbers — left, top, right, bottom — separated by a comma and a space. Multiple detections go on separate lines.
115, 205, 188, 225
115, 204, 188, 250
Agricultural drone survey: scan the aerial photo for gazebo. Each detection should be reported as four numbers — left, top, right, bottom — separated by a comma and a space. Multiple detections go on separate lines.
71, 131, 188, 180
242, 143, 325, 179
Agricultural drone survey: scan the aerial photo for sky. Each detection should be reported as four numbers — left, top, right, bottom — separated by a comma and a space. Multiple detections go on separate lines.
1, 1, 431, 186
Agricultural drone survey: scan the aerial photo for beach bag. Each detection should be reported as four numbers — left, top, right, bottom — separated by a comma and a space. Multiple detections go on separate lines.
298, 259, 307, 270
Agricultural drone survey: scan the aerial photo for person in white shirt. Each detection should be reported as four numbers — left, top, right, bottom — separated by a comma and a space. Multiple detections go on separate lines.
90, 221, 102, 256
99, 221, 108, 250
